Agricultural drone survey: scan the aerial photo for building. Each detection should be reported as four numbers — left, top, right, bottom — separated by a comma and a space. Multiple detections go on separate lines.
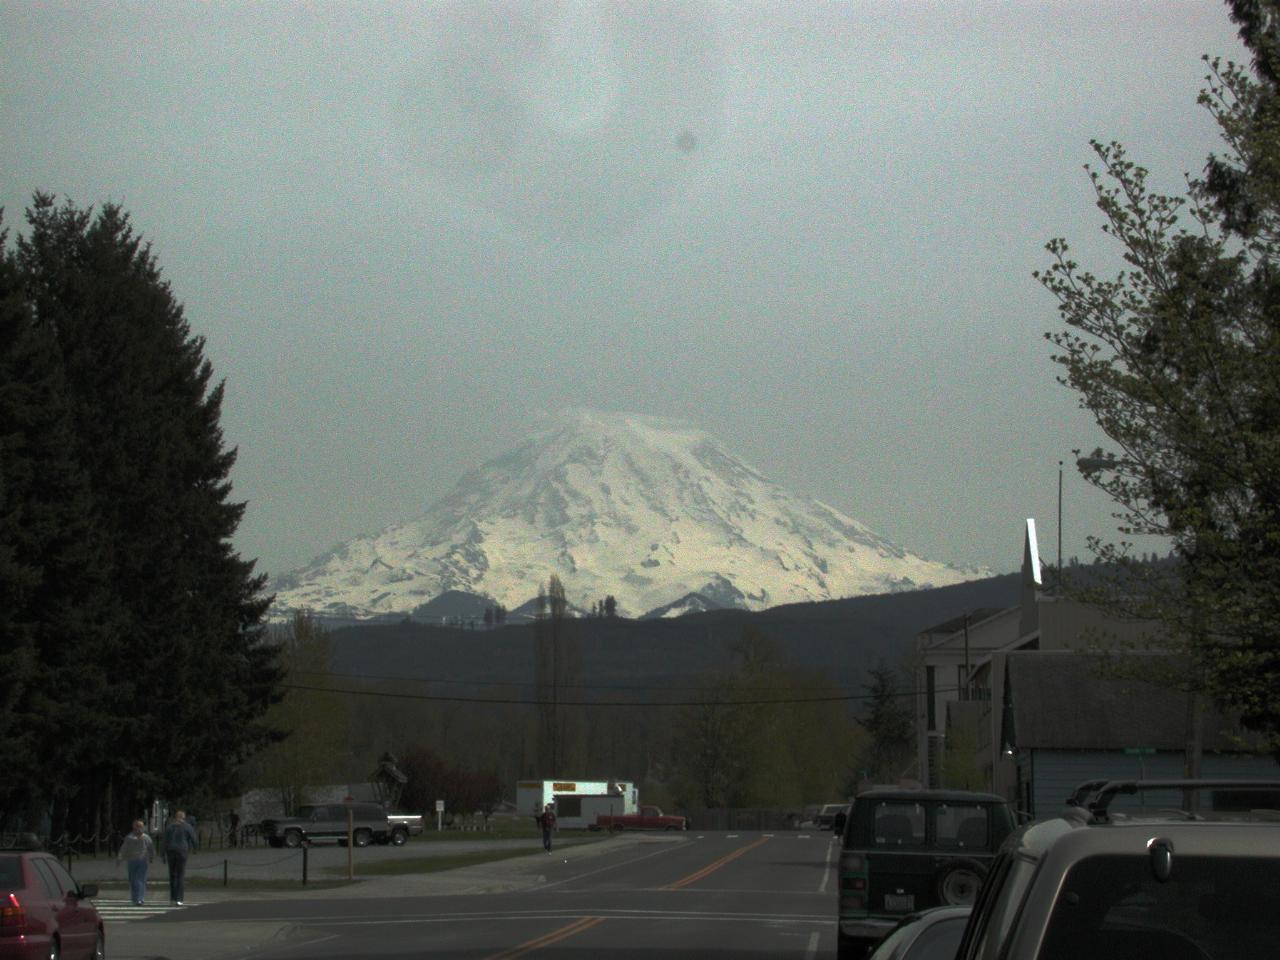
915, 520, 1276, 815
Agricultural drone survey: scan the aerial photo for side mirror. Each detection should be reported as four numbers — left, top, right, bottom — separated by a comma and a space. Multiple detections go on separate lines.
78, 883, 99, 899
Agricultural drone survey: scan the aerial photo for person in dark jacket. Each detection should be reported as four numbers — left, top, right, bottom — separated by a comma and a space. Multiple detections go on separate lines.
164, 810, 198, 905
536, 803, 557, 853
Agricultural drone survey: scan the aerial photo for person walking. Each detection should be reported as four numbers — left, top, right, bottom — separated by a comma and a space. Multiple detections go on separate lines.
115, 820, 155, 906
164, 810, 199, 905
538, 802, 557, 853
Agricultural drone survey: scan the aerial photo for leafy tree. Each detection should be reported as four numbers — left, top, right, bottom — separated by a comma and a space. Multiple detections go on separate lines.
7, 195, 282, 832
670, 630, 863, 809
858, 660, 914, 783
237, 612, 347, 813
1038, 2, 1280, 749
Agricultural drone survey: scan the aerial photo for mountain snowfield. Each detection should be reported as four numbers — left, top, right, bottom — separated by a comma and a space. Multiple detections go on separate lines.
268, 412, 986, 620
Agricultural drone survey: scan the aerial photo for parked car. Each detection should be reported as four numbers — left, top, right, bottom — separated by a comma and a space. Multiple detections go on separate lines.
866, 906, 971, 960
260, 802, 392, 848
837, 788, 1014, 960
955, 778, 1280, 960
816, 803, 848, 830
0, 844, 104, 960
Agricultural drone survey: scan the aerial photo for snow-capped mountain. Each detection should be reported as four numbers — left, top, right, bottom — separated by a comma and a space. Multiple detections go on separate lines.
268, 411, 985, 620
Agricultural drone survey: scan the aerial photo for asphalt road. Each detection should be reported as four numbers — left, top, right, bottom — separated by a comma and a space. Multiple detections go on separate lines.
100, 831, 841, 960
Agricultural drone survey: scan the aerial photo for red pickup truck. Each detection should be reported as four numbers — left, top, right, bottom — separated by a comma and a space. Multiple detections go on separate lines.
592, 805, 689, 831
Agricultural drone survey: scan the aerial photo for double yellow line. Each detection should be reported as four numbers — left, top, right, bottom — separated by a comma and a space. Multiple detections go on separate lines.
664, 835, 771, 890
484, 835, 771, 958
485, 916, 606, 960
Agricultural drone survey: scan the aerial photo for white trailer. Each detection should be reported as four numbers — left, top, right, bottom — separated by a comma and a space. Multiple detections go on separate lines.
516, 779, 638, 828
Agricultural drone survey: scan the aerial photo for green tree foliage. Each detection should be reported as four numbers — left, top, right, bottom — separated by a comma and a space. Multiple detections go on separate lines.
858, 660, 914, 784
1037, 2, 1280, 748
669, 630, 864, 809
0, 212, 117, 828
237, 612, 347, 813
1, 196, 281, 834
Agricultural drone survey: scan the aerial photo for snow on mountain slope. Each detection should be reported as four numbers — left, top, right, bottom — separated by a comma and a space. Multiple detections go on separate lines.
268, 411, 985, 619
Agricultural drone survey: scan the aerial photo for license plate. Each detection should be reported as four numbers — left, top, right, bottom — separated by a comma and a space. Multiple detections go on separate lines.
885, 894, 915, 912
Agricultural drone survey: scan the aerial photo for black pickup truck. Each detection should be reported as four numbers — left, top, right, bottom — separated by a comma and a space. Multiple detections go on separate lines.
260, 803, 392, 848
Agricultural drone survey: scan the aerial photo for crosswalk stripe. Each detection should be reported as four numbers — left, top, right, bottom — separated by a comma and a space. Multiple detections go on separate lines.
93, 898, 191, 922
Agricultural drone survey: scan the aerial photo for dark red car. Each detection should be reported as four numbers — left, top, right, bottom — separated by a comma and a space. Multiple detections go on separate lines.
0, 848, 103, 960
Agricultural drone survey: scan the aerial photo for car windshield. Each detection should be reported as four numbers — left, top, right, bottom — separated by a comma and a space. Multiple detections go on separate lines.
1039, 854, 1280, 960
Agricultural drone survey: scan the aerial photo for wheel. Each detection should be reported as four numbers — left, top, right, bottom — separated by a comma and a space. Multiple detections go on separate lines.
282, 829, 303, 849
937, 858, 987, 906
353, 829, 372, 848
390, 827, 409, 846
609, 823, 624, 833
48, 935, 60, 960
92, 931, 105, 960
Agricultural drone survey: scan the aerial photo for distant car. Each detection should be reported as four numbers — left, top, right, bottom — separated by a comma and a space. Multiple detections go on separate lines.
816, 803, 849, 830
865, 906, 971, 960
0, 845, 104, 960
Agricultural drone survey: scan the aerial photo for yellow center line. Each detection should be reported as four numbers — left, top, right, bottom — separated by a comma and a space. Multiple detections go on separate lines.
664, 835, 772, 890
483, 916, 607, 960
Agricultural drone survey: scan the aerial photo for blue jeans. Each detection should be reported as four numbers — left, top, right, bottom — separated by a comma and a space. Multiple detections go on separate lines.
126, 858, 149, 904
166, 850, 188, 902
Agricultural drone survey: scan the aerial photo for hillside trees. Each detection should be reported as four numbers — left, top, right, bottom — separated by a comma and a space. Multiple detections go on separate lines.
1038, 1, 1280, 748
0, 196, 281, 835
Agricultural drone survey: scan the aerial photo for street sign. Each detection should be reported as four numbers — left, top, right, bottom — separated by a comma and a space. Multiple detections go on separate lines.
435, 799, 445, 812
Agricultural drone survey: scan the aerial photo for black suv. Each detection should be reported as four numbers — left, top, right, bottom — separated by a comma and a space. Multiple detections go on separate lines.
837, 788, 1015, 959
261, 802, 392, 848
955, 779, 1280, 960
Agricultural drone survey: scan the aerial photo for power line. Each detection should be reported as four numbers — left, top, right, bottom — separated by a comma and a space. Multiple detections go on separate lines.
281, 681, 969, 709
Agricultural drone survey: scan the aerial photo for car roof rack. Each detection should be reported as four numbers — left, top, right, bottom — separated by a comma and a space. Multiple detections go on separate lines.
1079, 779, 1280, 822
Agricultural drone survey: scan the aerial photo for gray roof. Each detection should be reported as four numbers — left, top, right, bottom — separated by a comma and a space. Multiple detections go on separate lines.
1007, 653, 1259, 752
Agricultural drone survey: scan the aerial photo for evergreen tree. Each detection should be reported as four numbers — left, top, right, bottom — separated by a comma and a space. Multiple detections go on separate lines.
0, 213, 117, 829
9, 195, 282, 830
859, 660, 914, 782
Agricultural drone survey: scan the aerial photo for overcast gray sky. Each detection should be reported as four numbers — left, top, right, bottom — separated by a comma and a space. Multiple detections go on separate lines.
1, 1, 1247, 582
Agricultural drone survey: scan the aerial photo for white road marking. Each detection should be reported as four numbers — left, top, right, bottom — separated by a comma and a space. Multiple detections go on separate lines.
818, 837, 837, 894
805, 930, 821, 959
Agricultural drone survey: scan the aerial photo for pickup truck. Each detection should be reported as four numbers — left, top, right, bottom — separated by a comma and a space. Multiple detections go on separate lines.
261, 802, 392, 848
384, 812, 423, 845
592, 805, 689, 831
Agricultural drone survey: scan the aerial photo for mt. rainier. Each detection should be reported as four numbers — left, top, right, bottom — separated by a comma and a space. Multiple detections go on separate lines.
268, 412, 984, 620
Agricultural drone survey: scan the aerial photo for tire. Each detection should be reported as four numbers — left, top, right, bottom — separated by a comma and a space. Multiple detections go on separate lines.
836, 935, 872, 960
936, 858, 987, 906
48, 935, 60, 960
282, 829, 304, 849
353, 829, 372, 848
390, 827, 409, 846
609, 823, 624, 833
92, 931, 105, 960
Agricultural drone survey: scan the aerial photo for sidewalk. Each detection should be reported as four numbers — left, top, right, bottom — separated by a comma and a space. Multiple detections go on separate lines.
91, 833, 677, 960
